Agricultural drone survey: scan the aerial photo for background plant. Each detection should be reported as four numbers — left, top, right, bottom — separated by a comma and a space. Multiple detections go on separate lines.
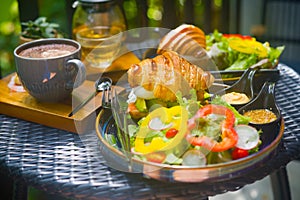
21, 16, 60, 39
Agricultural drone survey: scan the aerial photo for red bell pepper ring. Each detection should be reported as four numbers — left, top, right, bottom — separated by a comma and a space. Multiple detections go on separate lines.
222, 33, 253, 40
186, 105, 238, 152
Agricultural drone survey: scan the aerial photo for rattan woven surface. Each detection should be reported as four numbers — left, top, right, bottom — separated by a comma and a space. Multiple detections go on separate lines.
0, 64, 300, 199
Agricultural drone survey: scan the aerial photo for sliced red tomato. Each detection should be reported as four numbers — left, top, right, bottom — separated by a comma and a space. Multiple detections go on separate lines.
165, 128, 179, 139
231, 148, 249, 160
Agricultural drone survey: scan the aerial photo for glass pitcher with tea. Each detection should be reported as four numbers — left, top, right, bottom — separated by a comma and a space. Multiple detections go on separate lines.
72, 0, 126, 69
72, 0, 126, 38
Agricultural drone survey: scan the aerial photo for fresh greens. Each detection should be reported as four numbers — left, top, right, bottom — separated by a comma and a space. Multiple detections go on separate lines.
110, 90, 258, 167
190, 114, 225, 140
211, 96, 250, 125
175, 89, 201, 118
206, 30, 285, 71
225, 53, 257, 71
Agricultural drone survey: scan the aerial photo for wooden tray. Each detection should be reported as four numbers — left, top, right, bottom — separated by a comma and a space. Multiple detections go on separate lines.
0, 51, 140, 134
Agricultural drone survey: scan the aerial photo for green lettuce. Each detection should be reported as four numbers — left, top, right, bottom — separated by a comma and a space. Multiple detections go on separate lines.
211, 96, 250, 125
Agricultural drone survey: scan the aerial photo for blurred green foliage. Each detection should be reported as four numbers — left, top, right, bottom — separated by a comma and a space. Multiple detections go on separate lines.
0, 0, 68, 77
0, 0, 20, 77
0, 0, 221, 77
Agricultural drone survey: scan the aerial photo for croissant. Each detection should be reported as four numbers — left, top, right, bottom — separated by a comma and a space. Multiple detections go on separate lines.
127, 51, 214, 102
157, 24, 206, 55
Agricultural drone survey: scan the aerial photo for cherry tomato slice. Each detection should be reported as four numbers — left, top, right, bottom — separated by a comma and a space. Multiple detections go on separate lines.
166, 128, 179, 139
231, 148, 249, 160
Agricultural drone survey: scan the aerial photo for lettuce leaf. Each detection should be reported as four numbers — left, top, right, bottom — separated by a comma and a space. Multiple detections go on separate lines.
226, 53, 258, 71
268, 45, 285, 65
211, 96, 250, 125
176, 89, 201, 118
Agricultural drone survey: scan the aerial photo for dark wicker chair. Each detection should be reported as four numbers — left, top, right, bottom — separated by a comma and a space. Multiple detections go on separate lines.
259, 0, 300, 73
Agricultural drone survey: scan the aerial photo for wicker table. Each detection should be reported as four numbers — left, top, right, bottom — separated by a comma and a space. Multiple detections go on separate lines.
1, 64, 300, 200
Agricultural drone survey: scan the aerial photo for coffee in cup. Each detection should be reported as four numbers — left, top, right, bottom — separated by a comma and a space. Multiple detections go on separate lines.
14, 38, 86, 102
19, 43, 77, 58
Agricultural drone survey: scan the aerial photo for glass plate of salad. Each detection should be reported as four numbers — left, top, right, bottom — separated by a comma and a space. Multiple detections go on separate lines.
143, 30, 284, 85
206, 30, 285, 71
95, 88, 284, 183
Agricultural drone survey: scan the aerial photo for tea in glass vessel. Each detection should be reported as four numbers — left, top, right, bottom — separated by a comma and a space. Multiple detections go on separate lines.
76, 26, 123, 68
72, 0, 126, 39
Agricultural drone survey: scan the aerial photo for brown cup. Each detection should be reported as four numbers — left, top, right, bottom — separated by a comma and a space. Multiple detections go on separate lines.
14, 38, 86, 102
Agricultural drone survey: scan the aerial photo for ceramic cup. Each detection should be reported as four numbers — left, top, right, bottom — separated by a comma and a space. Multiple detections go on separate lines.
14, 38, 86, 102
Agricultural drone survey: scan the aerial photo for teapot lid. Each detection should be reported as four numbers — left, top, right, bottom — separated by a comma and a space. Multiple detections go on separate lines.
73, 0, 117, 9
79, 0, 113, 3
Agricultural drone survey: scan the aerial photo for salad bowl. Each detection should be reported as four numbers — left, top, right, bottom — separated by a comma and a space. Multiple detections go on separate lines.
95, 95, 284, 183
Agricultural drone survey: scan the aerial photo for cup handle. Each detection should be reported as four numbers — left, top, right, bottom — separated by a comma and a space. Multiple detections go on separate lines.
65, 59, 86, 89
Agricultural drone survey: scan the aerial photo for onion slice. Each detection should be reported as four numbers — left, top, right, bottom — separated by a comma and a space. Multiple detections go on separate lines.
148, 117, 173, 131
234, 125, 260, 150
182, 149, 206, 166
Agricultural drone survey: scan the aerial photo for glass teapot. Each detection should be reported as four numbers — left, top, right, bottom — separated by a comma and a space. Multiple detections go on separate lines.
72, 0, 126, 38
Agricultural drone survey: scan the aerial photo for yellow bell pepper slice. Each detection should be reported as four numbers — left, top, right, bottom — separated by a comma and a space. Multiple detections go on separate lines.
229, 38, 268, 58
134, 106, 188, 154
